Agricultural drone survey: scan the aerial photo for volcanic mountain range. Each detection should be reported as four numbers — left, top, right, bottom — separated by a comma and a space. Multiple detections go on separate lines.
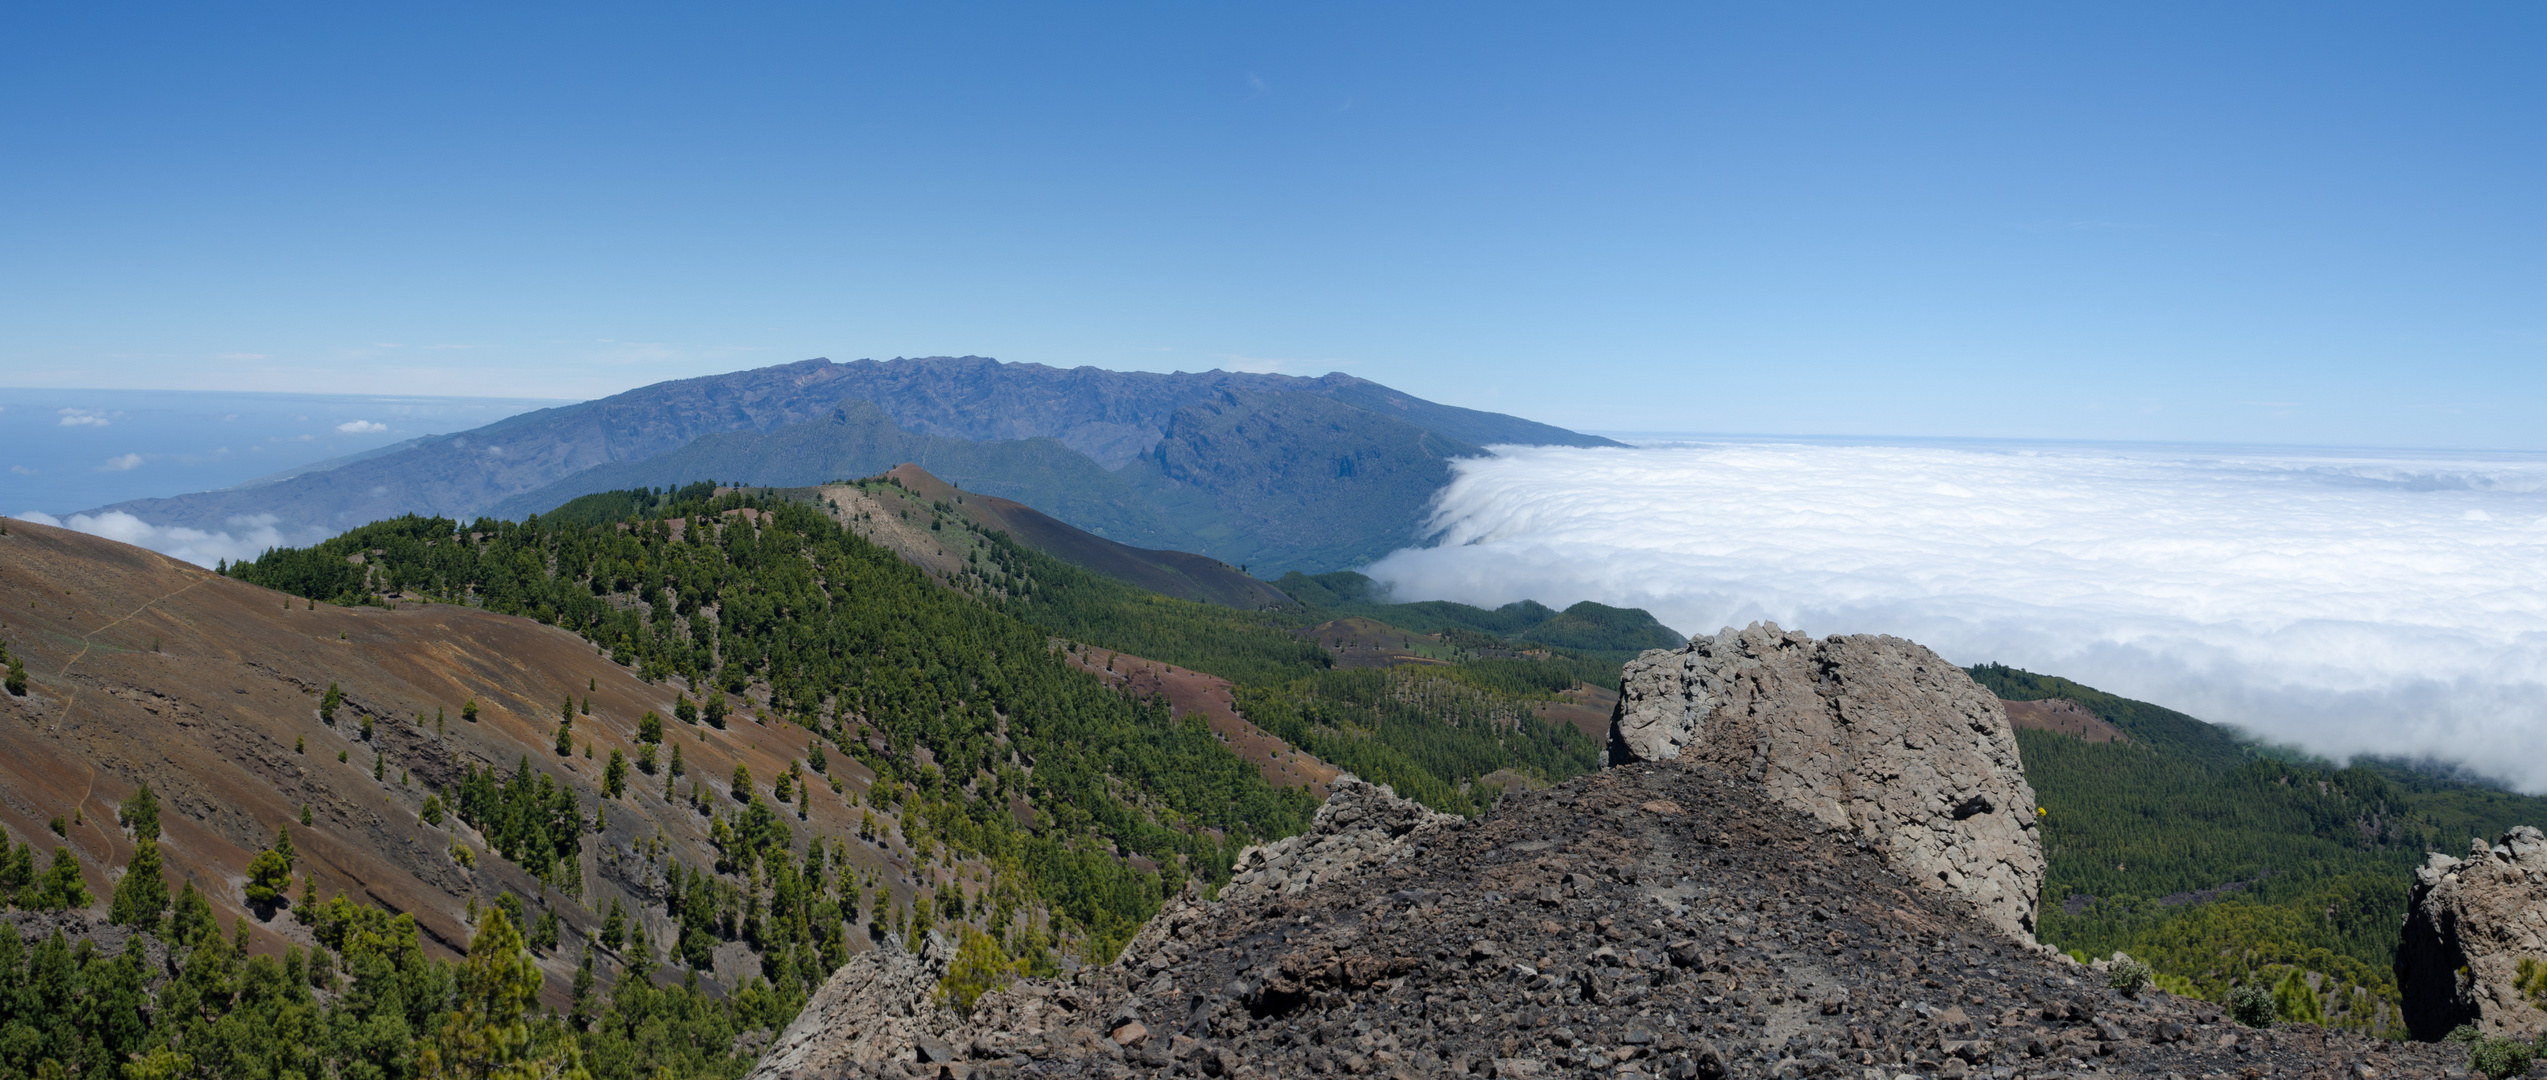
84, 357, 1617, 576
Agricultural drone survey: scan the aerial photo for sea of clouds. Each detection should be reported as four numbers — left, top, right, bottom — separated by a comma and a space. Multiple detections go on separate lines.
1366, 440, 2547, 791
13, 510, 329, 568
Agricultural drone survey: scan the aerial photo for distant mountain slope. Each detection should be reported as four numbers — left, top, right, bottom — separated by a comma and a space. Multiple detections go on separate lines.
486, 399, 1145, 529
86, 357, 1617, 552
1274, 569, 1687, 657
494, 389, 1492, 575
538, 466, 1290, 610
866, 464, 1292, 609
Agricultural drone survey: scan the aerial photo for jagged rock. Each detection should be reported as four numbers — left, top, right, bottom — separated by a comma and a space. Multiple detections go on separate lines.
901, 763, 2459, 1078
749, 931, 958, 1080
2398, 825, 2547, 1040
1217, 773, 1452, 907
1115, 775, 1456, 977
1608, 622, 2045, 940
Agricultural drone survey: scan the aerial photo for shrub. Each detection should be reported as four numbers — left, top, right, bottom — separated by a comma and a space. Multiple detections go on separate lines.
936, 926, 1017, 1015
2518, 957, 2547, 1011
2106, 957, 2152, 996
2471, 1036, 2537, 1080
2227, 983, 2276, 1028
2271, 969, 2325, 1025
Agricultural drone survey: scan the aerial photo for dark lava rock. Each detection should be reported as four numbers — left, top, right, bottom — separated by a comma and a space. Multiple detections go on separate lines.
782, 763, 2473, 1079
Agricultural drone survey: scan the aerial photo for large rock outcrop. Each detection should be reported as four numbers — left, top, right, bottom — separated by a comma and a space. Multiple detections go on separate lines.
750, 932, 958, 1080
2398, 826, 2547, 1040
1116, 775, 1455, 975
1608, 622, 2045, 940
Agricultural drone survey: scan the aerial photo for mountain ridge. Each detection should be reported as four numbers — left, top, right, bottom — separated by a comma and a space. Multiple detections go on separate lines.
485, 388, 1502, 575
82, 358, 1618, 569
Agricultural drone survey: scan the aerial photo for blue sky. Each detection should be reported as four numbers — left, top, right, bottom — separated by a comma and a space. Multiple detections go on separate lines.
3, 4, 2541, 447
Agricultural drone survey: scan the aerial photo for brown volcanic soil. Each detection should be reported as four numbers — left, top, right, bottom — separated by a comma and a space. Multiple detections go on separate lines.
914, 763, 2467, 1080
1533, 683, 1618, 744
2001, 698, 2129, 744
0, 519, 928, 1001
1306, 618, 1455, 670
1061, 647, 1339, 800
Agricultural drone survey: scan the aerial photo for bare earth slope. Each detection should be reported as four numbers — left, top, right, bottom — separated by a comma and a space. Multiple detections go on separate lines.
0, 518, 910, 1000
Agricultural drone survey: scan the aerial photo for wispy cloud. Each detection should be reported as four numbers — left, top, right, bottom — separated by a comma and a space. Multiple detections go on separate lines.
336, 420, 388, 433
219, 352, 270, 360
8, 466, 33, 476
98, 452, 143, 471
57, 408, 111, 427
15, 511, 320, 567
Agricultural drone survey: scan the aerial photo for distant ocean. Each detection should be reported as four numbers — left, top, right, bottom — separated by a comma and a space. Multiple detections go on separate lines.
1368, 435, 2547, 791
0, 387, 560, 517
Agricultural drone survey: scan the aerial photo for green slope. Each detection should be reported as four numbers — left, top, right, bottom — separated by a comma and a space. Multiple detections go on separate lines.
1277, 569, 1687, 659
1972, 664, 2547, 1035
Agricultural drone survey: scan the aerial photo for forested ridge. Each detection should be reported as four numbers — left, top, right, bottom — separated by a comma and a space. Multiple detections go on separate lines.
1973, 663, 2547, 1037
810, 474, 1619, 805
190, 480, 1620, 1080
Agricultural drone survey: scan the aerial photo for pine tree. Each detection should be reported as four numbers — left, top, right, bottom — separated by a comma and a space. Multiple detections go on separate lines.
245, 825, 296, 906
170, 879, 217, 946
554, 720, 573, 756
569, 946, 596, 1030
731, 762, 753, 800
321, 681, 343, 723
33, 846, 92, 911
109, 838, 169, 931
604, 749, 628, 798
0, 840, 33, 904
419, 908, 590, 1080
119, 781, 161, 841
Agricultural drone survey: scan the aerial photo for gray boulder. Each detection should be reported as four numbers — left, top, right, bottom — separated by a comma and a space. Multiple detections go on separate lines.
2398, 825, 2547, 1040
749, 931, 957, 1080
1608, 622, 2045, 941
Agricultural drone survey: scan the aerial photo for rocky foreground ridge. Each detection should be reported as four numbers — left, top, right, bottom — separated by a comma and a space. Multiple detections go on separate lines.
2399, 825, 2547, 1041
753, 626, 2487, 1079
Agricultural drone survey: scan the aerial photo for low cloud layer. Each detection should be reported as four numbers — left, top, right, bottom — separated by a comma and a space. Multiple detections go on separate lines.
15, 510, 321, 568
1367, 442, 2547, 790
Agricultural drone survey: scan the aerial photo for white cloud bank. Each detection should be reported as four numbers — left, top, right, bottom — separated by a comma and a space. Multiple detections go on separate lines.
14, 511, 322, 568
336, 420, 387, 433
1367, 441, 2547, 790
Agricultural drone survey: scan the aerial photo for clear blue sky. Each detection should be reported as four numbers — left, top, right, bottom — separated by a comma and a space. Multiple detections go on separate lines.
3, 4, 2540, 447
